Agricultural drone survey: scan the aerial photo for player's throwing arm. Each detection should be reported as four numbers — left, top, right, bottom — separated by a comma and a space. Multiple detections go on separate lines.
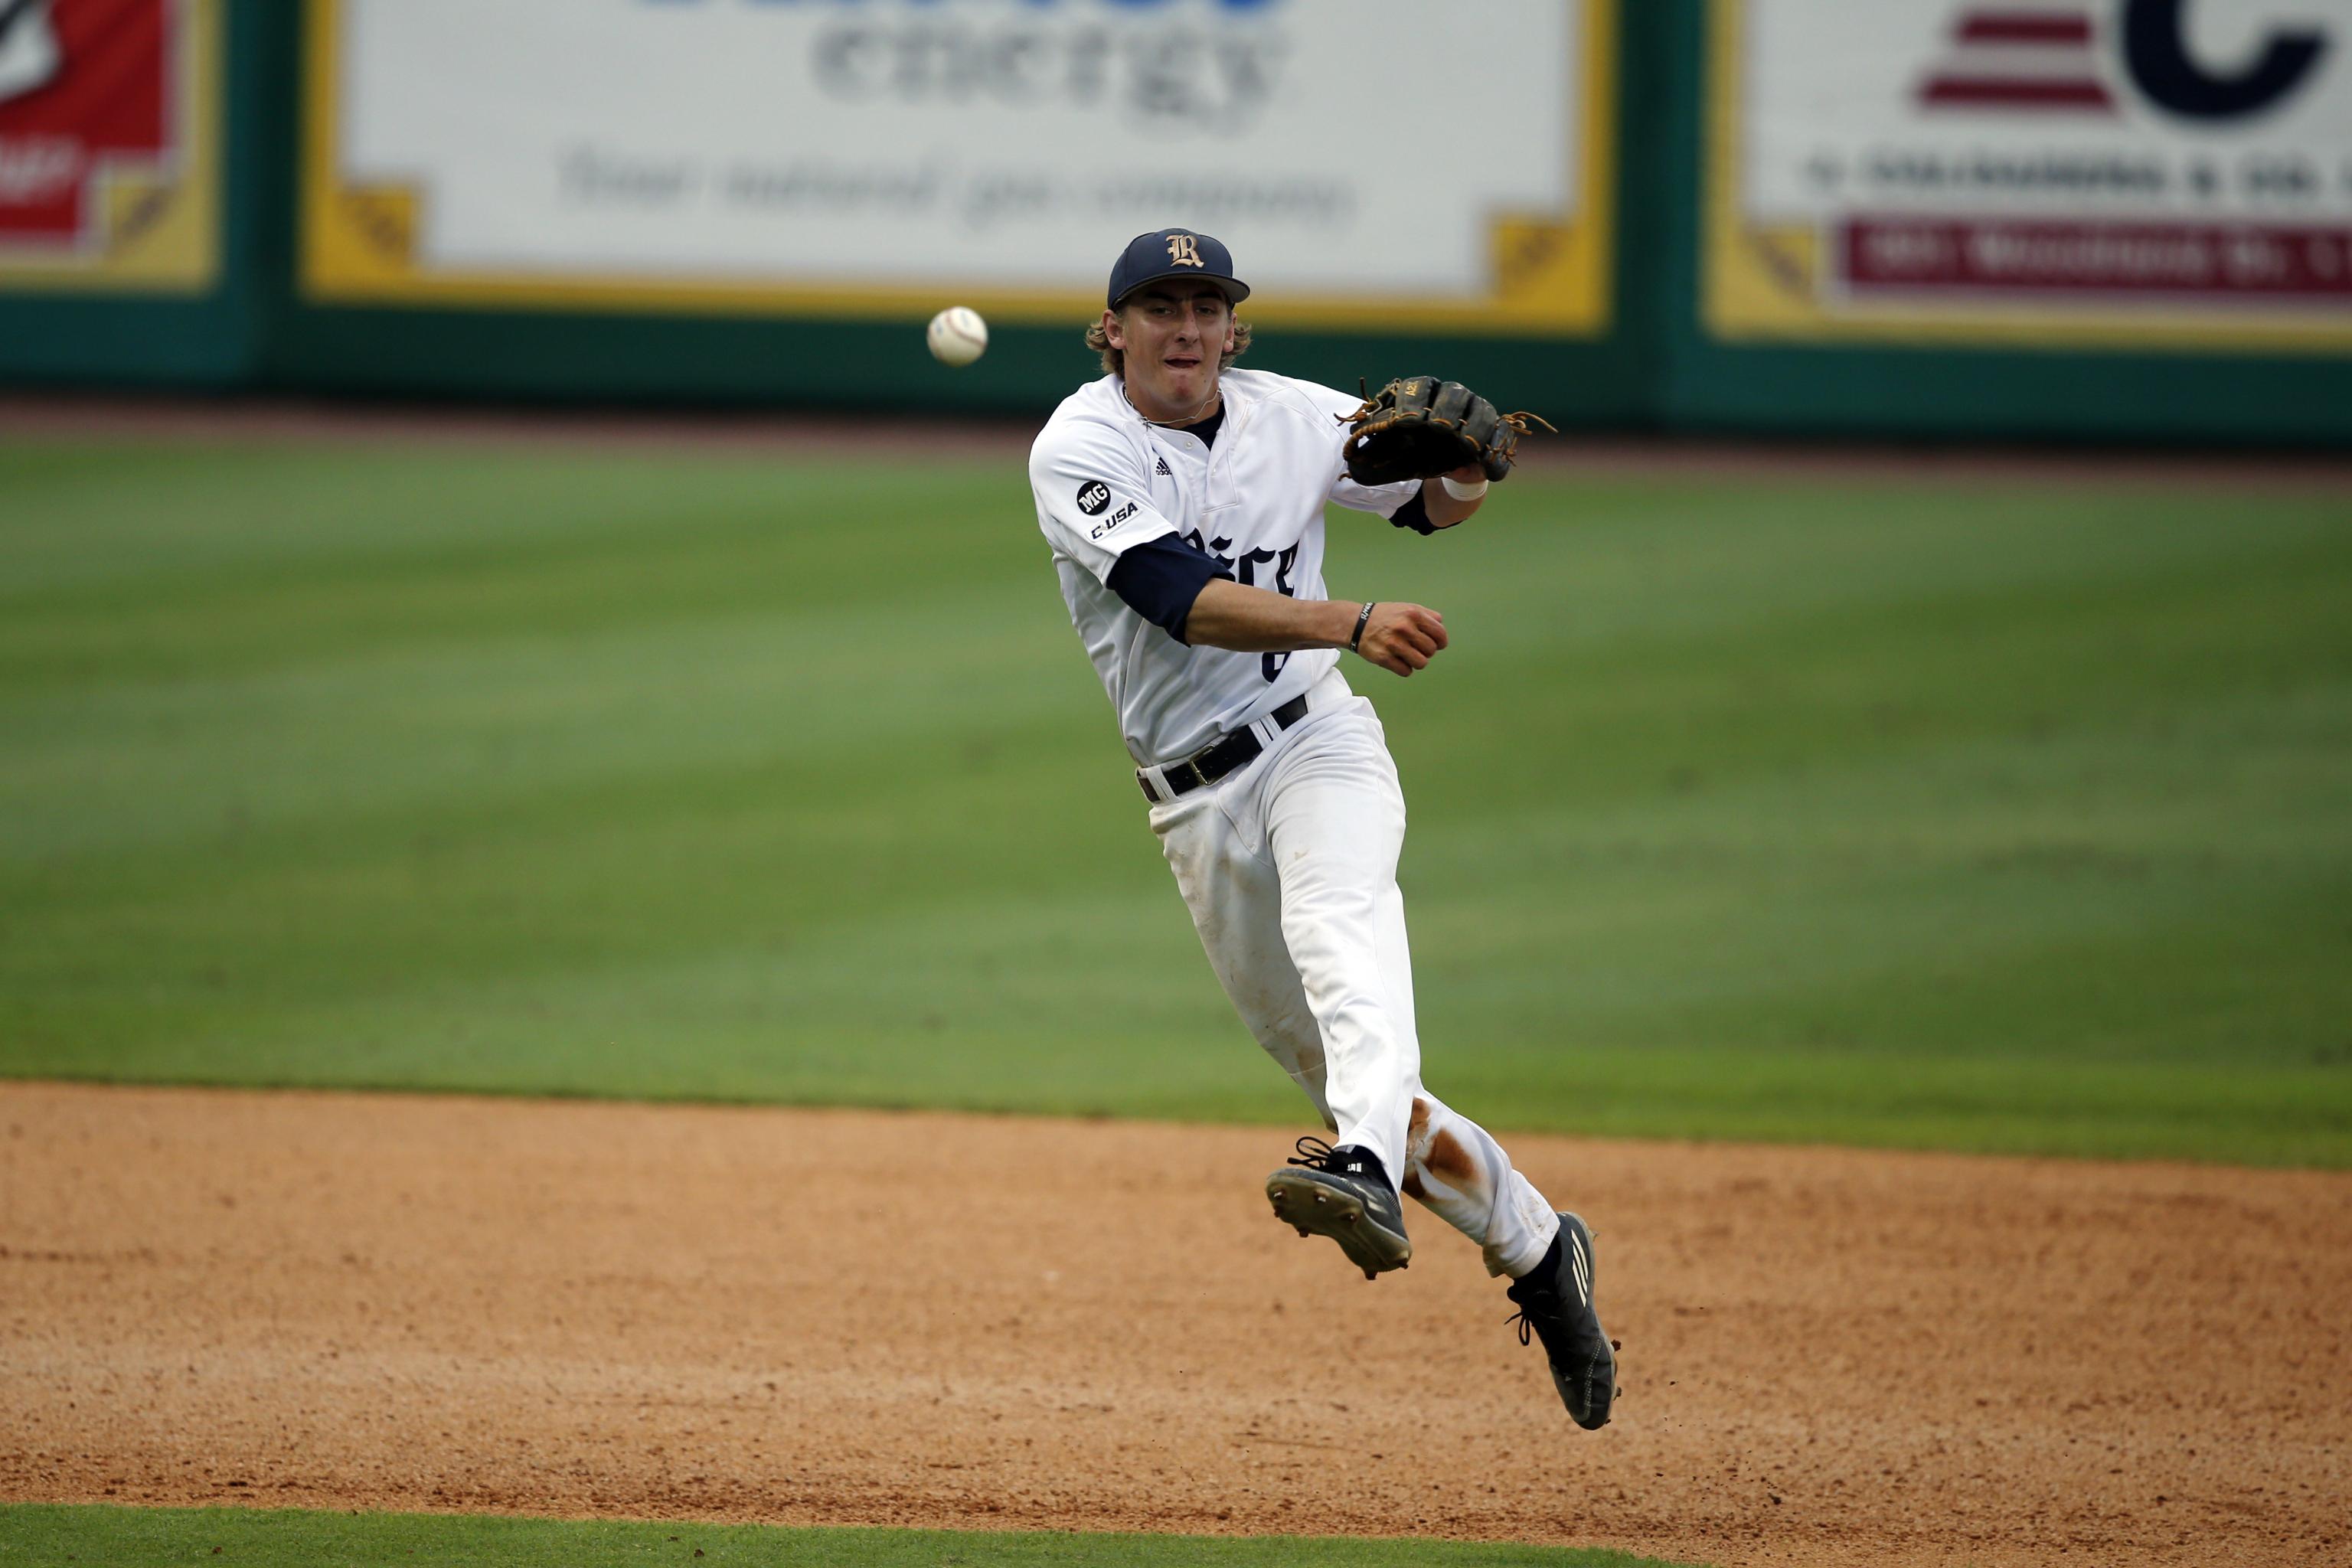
1181, 586, 1449, 678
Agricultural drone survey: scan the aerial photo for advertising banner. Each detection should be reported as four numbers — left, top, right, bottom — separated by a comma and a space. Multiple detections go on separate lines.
302, 0, 1615, 335
0, 0, 220, 293
1707, 0, 2352, 351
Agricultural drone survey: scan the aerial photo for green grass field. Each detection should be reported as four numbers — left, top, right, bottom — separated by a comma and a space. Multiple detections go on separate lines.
3, 438, 2349, 1164
0, 1505, 1681, 1568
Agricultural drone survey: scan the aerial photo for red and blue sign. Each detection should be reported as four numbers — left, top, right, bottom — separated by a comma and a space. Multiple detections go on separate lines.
0, 0, 177, 249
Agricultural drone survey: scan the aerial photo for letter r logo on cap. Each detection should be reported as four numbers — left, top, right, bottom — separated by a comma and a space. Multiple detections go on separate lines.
1168, 234, 1204, 268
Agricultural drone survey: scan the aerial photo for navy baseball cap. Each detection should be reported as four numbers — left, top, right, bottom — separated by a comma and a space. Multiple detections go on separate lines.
1106, 228, 1251, 309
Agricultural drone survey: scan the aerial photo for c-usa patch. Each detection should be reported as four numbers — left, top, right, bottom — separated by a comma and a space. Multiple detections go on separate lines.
1076, 480, 1112, 516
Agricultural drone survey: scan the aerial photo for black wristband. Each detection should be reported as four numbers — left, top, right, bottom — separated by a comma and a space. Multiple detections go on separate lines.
1348, 601, 1376, 652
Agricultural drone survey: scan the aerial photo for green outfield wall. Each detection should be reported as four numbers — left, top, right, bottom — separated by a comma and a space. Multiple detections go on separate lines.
2, 0, 2347, 446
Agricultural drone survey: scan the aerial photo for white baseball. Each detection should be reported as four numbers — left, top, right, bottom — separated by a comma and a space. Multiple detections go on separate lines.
927, 306, 988, 368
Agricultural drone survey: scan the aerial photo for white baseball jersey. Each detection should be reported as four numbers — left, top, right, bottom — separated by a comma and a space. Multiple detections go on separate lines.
1030, 367, 1418, 766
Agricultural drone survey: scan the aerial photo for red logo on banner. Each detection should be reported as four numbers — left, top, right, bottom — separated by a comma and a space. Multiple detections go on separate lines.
1919, 8, 2118, 113
1918, 2, 2332, 120
0, 0, 175, 248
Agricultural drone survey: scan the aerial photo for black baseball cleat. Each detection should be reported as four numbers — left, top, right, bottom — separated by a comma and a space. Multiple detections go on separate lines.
1506, 1212, 1616, 1429
1265, 1137, 1412, 1281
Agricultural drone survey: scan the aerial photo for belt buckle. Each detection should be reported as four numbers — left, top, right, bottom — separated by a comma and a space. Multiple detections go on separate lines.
1177, 757, 1211, 792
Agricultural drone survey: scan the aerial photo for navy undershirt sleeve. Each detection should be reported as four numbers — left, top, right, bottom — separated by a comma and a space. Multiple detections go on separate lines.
1387, 488, 1437, 536
1107, 534, 1234, 645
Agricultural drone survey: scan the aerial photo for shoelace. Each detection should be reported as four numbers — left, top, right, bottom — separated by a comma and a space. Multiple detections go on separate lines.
1506, 1281, 1564, 1348
1285, 1135, 1341, 1170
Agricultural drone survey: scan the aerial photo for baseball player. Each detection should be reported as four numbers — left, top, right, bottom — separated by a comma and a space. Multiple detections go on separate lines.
1028, 228, 1615, 1429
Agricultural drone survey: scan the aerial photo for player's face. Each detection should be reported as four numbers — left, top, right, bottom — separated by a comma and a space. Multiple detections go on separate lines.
1106, 285, 1236, 423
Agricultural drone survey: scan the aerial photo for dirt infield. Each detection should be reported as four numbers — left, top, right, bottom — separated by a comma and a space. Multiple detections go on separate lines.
2, 1083, 2346, 1567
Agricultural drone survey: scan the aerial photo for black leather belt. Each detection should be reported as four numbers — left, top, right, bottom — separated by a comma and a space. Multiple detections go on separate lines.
1138, 693, 1310, 803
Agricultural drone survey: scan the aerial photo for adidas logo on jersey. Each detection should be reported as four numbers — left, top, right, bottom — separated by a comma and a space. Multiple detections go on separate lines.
1155, 456, 1172, 477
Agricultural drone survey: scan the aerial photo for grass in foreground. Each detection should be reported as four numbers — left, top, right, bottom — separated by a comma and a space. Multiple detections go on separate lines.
2, 439, 2348, 1165
0, 1504, 1688, 1568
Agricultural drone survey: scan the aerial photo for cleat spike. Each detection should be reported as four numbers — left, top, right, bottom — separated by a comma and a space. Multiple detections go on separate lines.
1363, 1268, 1377, 1282
1295, 1227, 1309, 1238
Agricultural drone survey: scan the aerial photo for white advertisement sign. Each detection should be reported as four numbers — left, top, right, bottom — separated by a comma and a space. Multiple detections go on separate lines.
1709, 0, 2352, 349
305, 0, 1615, 333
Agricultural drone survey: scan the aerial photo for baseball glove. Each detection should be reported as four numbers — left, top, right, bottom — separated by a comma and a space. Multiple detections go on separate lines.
1337, 377, 1553, 486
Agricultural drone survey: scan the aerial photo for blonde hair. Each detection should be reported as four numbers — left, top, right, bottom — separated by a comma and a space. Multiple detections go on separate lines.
1084, 315, 1253, 378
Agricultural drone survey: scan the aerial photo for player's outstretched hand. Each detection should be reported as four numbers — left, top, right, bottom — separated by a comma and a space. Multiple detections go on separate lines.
1357, 602, 1448, 678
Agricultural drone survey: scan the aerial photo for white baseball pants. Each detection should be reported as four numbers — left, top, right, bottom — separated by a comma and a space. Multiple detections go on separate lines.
1148, 670, 1563, 1279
